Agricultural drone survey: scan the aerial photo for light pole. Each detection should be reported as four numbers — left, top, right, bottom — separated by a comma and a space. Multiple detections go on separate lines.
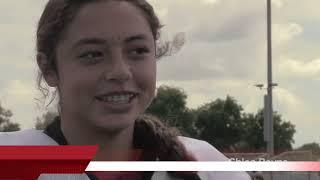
266, 0, 274, 156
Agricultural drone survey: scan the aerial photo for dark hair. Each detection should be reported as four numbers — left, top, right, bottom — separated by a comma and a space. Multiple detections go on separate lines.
36, 0, 198, 179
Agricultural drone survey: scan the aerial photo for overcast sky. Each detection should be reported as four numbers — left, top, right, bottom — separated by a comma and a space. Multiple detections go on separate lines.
0, 0, 319, 148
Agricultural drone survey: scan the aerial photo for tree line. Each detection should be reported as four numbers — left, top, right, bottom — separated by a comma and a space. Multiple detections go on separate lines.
146, 86, 296, 153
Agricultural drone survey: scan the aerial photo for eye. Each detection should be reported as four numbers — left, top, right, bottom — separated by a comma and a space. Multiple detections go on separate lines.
129, 47, 150, 59
133, 47, 150, 55
78, 51, 104, 64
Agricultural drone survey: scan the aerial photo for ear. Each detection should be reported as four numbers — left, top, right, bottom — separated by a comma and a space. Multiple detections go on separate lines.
37, 52, 59, 87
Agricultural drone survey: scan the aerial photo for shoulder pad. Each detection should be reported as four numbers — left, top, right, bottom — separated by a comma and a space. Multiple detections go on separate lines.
0, 129, 58, 145
178, 136, 251, 180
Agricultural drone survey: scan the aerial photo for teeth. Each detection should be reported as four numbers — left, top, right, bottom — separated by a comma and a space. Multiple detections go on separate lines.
100, 94, 135, 103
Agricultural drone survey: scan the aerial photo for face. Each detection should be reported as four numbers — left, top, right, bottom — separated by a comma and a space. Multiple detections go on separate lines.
46, 1, 156, 132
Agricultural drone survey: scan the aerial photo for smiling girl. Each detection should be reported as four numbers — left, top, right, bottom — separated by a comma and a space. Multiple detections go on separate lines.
0, 0, 251, 179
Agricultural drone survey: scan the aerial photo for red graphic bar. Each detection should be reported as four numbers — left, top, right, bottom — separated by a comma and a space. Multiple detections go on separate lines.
0, 146, 97, 180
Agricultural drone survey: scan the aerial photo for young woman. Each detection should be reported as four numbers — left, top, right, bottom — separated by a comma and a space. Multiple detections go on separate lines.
0, 0, 251, 179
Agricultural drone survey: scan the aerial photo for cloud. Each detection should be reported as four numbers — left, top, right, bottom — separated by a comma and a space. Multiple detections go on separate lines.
278, 58, 320, 79
190, 13, 261, 43
3, 80, 34, 97
151, 0, 265, 43
274, 87, 304, 112
273, 23, 304, 46
272, 0, 320, 22
152, 0, 268, 85
0, 80, 40, 129
163, 42, 265, 81
202, 0, 220, 5
272, 0, 289, 8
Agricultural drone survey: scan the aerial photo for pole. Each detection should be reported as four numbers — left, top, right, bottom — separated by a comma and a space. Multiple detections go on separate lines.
266, 0, 274, 156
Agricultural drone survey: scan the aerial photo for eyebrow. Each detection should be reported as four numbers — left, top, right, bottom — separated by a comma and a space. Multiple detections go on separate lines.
72, 34, 150, 49
124, 34, 149, 43
72, 38, 107, 50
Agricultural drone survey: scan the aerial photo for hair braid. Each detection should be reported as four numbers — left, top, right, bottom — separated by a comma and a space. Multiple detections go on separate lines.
134, 114, 201, 180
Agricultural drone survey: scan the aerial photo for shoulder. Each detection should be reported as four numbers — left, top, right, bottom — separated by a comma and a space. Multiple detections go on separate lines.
0, 129, 58, 145
178, 136, 252, 180
178, 136, 228, 161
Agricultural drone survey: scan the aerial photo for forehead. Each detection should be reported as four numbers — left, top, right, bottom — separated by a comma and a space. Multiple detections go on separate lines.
61, 1, 154, 45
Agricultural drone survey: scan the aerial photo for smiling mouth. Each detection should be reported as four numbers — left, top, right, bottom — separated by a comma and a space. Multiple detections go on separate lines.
95, 91, 139, 104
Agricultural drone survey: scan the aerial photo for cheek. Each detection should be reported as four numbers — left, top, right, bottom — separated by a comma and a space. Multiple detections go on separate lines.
142, 61, 156, 91
58, 66, 98, 99
133, 61, 156, 95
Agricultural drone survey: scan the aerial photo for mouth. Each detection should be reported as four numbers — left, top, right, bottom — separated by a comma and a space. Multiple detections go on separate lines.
95, 91, 139, 104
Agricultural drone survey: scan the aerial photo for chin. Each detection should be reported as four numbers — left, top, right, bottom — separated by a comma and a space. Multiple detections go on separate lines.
92, 113, 137, 132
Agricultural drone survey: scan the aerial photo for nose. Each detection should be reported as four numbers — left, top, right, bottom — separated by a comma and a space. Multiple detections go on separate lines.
104, 52, 132, 83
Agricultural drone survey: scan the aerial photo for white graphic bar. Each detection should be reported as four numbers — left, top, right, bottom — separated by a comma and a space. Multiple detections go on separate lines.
85, 161, 320, 172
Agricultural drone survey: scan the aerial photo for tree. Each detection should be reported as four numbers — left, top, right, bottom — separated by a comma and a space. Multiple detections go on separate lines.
298, 142, 320, 152
242, 110, 296, 152
146, 86, 198, 137
195, 96, 244, 151
239, 113, 265, 151
35, 111, 57, 130
272, 111, 296, 151
0, 103, 20, 132
195, 96, 296, 153
297, 142, 320, 160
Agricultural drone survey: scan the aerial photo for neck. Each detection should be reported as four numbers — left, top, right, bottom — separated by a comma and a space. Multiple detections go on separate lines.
60, 113, 135, 161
